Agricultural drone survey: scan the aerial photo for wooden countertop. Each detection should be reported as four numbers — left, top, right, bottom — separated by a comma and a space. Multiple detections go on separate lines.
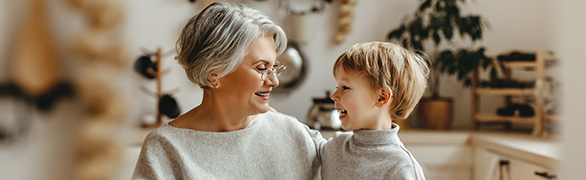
470, 132, 562, 169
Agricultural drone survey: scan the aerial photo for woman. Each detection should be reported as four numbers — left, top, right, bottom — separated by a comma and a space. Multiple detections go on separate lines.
132, 2, 324, 179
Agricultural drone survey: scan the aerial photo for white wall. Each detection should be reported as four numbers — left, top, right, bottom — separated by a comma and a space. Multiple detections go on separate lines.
115, 0, 559, 129
554, 0, 586, 179
2, 0, 581, 179
0, 0, 562, 130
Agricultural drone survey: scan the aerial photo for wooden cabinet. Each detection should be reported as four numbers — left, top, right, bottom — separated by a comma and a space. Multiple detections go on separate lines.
472, 133, 560, 180
471, 51, 558, 136
474, 147, 557, 180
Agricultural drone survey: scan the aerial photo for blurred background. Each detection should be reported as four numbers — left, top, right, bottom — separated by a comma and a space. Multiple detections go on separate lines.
0, 0, 584, 179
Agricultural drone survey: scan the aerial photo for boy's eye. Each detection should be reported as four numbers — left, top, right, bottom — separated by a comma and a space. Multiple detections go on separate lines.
337, 86, 350, 90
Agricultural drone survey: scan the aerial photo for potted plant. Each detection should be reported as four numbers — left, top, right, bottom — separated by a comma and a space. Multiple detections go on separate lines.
387, 0, 494, 129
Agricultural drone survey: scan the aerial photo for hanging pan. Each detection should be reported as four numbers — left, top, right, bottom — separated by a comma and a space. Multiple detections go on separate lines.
273, 42, 307, 95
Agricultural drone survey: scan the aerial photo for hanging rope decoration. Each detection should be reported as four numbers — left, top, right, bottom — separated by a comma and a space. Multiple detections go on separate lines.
65, 0, 128, 179
2, 0, 75, 112
334, 0, 356, 44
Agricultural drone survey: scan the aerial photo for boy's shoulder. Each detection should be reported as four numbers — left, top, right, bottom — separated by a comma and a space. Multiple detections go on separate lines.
330, 131, 353, 141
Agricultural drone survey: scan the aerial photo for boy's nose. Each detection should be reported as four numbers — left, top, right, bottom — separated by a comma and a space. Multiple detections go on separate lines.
330, 90, 338, 102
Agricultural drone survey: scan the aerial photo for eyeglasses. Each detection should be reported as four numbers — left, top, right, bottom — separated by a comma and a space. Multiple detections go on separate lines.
242, 61, 286, 81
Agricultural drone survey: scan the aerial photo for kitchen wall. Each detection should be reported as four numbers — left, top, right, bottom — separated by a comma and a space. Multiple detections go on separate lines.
264, 0, 559, 129
121, 0, 559, 130
1, 0, 584, 179
0, 0, 561, 131
555, 0, 586, 179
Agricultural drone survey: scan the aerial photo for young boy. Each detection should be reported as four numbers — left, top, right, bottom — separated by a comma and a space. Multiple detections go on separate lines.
320, 42, 429, 179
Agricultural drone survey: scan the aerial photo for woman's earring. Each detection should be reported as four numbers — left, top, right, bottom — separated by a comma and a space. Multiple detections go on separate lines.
214, 84, 219, 89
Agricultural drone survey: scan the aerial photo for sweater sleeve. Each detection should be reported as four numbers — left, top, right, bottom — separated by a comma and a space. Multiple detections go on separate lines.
387, 162, 426, 180
387, 145, 426, 180
277, 111, 327, 159
132, 131, 183, 180
301, 123, 327, 159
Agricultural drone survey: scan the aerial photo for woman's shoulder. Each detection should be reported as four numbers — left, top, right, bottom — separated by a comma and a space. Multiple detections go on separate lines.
256, 111, 313, 133
141, 123, 188, 144
258, 111, 300, 124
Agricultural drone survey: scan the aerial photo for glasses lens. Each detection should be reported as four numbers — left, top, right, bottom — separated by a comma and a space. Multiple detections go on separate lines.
258, 64, 286, 80
276, 65, 286, 76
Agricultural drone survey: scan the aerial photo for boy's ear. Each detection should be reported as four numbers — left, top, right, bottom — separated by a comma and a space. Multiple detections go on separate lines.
375, 87, 393, 108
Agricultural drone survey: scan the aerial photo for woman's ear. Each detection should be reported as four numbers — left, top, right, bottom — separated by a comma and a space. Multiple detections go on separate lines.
375, 87, 393, 108
208, 74, 220, 88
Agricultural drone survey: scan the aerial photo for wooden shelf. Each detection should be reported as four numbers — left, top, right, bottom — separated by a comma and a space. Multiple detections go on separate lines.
472, 51, 557, 137
474, 88, 534, 95
502, 60, 558, 69
544, 114, 562, 121
474, 114, 536, 123
503, 61, 536, 69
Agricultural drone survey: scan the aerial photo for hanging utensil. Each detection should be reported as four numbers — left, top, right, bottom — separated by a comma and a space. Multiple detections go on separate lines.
274, 42, 307, 95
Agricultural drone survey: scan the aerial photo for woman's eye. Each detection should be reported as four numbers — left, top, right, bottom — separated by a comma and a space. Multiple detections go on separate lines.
256, 65, 268, 71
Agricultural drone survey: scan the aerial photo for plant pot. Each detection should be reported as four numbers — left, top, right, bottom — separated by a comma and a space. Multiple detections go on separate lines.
418, 98, 453, 129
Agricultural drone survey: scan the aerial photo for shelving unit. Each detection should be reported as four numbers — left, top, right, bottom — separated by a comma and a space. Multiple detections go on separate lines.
471, 51, 558, 136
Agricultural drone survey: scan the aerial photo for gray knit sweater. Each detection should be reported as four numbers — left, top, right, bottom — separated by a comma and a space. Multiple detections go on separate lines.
320, 125, 426, 180
131, 111, 322, 180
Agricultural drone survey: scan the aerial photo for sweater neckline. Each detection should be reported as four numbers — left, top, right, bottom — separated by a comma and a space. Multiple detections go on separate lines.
164, 112, 266, 134
352, 123, 401, 146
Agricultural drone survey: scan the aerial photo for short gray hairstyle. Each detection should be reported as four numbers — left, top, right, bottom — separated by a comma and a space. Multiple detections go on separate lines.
175, 1, 287, 89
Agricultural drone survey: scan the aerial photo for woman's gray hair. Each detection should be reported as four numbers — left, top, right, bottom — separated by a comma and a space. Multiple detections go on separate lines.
175, 1, 287, 89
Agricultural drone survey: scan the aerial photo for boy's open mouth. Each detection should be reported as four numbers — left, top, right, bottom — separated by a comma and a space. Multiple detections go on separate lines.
337, 109, 347, 117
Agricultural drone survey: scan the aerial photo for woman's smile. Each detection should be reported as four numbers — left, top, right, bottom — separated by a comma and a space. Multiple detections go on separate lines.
255, 91, 271, 101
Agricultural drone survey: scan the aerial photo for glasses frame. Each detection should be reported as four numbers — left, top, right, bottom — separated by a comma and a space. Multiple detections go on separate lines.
242, 61, 287, 81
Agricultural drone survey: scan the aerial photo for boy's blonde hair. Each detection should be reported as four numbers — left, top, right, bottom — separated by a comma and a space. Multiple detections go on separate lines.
333, 42, 430, 119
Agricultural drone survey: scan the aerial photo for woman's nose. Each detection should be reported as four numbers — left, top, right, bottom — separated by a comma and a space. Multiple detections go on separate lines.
264, 72, 279, 87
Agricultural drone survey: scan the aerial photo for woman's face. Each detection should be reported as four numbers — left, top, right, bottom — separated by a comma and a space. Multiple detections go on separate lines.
217, 35, 279, 114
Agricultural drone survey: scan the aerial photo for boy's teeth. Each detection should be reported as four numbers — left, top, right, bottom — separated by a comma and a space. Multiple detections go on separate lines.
338, 109, 347, 116
255, 92, 269, 97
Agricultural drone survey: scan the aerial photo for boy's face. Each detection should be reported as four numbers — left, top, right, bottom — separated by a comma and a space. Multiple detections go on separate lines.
331, 66, 382, 130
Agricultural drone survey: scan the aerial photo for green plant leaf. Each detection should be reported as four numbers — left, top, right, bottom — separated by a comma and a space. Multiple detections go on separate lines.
454, 17, 464, 37
412, 40, 424, 51
439, 50, 454, 73
388, 25, 405, 40
401, 39, 409, 49
489, 67, 498, 80
419, 0, 433, 11
420, 27, 429, 40
482, 58, 492, 69
464, 78, 472, 87
386, 0, 490, 96
442, 18, 454, 40
471, 16, 483, 41
429, 14, 442, 31
435, 0, 445, 11
409, 17, 426, 41
432, 31, 441, 45
446, 1, 460, 18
